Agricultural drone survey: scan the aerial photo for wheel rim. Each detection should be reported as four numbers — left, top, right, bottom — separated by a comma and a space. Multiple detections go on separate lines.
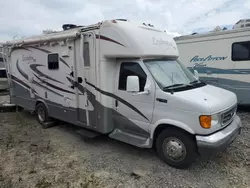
162, 137, 187, 162
37, 107, 46, 122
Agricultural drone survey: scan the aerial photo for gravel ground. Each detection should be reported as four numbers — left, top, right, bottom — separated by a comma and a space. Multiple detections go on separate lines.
0, 109, 249, 188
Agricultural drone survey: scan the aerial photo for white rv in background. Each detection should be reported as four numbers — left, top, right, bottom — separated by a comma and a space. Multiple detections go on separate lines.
4, 19, 242, 168
174, 19, 250, 105
0, 47, 8, 90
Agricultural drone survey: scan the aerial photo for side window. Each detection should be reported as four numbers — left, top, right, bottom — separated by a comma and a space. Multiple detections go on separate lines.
118, 62, 147, 92
48, 53, 59, 70
232, 41, 250, 61
0, 69, 7, 78
84, 42, 90, 67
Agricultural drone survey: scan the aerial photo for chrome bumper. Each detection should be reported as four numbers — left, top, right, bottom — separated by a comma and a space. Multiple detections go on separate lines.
196, 115, 243, 155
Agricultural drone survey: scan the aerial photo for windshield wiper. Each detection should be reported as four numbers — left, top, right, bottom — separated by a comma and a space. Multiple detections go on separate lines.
163, 84, 186, 90
189, 80, 200, 84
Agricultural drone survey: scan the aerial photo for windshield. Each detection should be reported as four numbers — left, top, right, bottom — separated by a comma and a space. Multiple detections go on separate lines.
144, 59, 201, 90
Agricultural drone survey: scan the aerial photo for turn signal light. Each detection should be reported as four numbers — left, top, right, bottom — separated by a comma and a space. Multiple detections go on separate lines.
199, 115, 212, 129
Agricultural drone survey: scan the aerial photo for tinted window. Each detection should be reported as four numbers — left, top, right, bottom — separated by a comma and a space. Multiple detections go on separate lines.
0, 69, 7, 78
232, 41, 250, 61
48, 53, 59, 70
84, 42, 90, 67
118, 62, 147, 92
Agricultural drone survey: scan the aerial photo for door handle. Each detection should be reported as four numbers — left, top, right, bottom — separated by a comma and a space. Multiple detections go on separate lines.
156, 98, 168, 103
115, 100, 118, 107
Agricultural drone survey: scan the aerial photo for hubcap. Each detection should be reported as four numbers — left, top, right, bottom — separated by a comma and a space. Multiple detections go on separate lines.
162, 137, 187, 162
37, 108, 45, 122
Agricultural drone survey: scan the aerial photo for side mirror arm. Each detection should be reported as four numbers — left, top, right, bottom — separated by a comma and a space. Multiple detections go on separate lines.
132, 89, 150, 96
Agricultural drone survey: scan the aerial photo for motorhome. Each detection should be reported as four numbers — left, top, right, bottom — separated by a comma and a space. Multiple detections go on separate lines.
4, 19, 243, 168
0, 51, 8, 90
174, 19, 250, 105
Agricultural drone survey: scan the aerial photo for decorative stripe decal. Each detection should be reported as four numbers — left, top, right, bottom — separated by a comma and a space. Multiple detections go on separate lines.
66, 77, 84, 95
59, 58, 70, 68
26, 46, 50, 53
67, 77, 148, 120
85, 80, 149, 121
16, 60, 28, 80
10, 75, 38, 95
188, 66, 250, 75
11, 75, 30, 89
34, 74, 75, 94
10, 47, 31, 56
96, 35, 126, 47
26, 46, 70, 68
12, 46, 31, 51
32, 77, 64, 97
30, 64, 64, 84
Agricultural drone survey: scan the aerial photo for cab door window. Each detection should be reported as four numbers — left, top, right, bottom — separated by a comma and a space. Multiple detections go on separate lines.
118, 62, 147, 92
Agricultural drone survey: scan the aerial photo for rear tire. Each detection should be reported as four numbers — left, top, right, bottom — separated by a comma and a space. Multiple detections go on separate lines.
36, 103, 54, 129
156, 128, 197, 169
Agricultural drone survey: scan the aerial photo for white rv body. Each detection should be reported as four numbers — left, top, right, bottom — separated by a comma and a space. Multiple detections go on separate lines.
174, 25, 250, 105
4, 19, 242, 168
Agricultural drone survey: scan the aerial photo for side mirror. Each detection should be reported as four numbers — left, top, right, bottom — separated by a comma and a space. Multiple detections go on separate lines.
194, 70, 199, 80
126, 76, 139, 92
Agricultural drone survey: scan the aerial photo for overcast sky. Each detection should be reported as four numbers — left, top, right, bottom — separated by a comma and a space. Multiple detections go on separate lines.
0, 0, 250, 42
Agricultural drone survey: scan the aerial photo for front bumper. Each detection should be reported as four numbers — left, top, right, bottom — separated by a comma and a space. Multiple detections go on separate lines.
196, 115, 243, 156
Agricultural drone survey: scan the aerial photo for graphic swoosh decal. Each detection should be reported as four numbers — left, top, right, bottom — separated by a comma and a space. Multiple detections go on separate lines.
32, 76, 64, 97
26, 46, 70, 68
34, 74, 74, 94
10, 75, 38, 95
59, 58, 69, 68
30, 64, 64, 84
81, 79, 149, 121
188, 66, 250, 75
96, 35, 126, 47
10, 47, 31, 56
66, 77, 85, 95
16, 60, 28, 80
11, 75, 30, 89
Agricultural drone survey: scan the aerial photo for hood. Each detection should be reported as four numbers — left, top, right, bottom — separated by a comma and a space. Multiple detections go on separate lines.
174, 84, 237, 114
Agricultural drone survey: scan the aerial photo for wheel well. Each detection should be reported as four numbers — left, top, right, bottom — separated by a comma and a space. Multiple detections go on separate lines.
35, 101, 46, 112
152, 124, 196, 148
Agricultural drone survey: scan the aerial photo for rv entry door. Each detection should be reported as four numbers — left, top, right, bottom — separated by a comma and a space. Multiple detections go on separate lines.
76, 32, 97, 127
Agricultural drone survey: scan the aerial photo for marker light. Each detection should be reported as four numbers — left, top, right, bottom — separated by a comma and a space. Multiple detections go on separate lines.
199, 115, 212, 129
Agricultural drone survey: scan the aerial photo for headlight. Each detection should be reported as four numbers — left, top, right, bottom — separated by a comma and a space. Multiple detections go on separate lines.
199, 114, 220, 129
211, 114, 220, 126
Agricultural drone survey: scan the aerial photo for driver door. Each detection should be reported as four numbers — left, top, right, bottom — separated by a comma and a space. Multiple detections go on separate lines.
113, 61, 155, 137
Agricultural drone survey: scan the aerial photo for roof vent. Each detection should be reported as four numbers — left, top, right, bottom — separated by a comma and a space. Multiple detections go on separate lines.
62, 24, 81, 31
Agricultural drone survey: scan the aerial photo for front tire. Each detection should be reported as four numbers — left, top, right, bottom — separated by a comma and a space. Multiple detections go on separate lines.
156, 128, 197, 169
36, 103, 54, 129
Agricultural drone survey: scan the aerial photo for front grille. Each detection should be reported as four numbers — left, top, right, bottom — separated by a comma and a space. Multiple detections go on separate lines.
221, 105, 237, 126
